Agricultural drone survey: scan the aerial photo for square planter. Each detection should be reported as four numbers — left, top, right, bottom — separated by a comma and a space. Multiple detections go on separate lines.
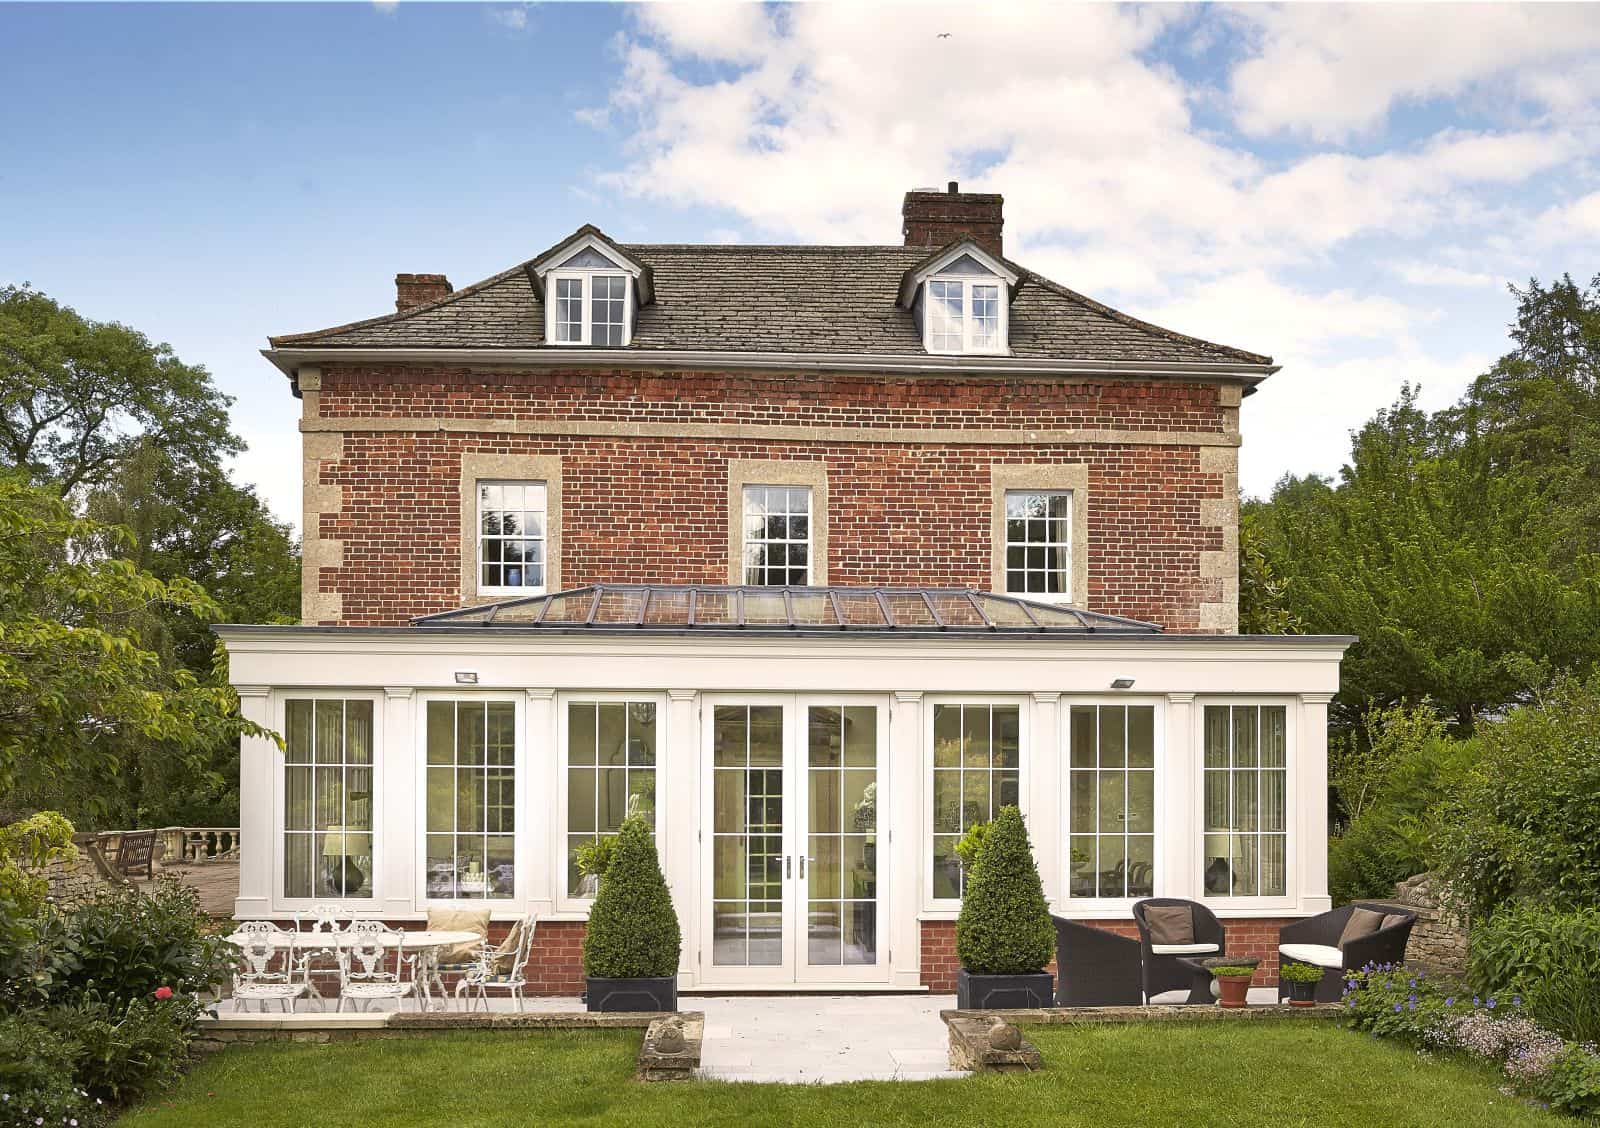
585, 975, 677, 1013
956, 968, 1054, 1010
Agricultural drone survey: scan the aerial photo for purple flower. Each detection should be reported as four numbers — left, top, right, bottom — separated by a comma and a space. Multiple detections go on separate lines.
1488, 997, 1497, 1009
1513, 996, 1522, 1007
1473, 996, 1481, 1006
1445, 997, 1455, 1007
1394, 1003, 1403, 1012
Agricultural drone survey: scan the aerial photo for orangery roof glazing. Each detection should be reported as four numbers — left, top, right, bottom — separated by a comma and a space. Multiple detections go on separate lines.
412, 584, 1163, 635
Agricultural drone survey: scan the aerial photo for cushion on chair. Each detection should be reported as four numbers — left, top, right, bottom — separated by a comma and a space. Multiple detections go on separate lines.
1144, 905, 1195, 945
1381, 913, 1410, 931
1337, 907, 1387, 948
1280, 942, 1345, 969
488, 920, 527, 973
1150, 942, 1220, 955
427, 907, 490, 964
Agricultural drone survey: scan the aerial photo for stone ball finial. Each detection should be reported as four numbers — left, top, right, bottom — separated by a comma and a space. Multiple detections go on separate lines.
655, 1021, 686, 1055
988, 1019, 1021, 1051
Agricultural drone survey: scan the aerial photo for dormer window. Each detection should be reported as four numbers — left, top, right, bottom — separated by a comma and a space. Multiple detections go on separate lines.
550, 271, 629, 346
530, 226, 653, 349
926, 276, 1004, 354
898, 240, 1019, 357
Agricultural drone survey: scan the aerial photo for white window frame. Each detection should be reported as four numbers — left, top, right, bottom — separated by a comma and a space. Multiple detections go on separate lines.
922, 695, 1029, 914
476, 479, 548, 597
741, 484, 814, 586
273, 690, 384, 912
415, 692, 525, 908
554, 691, 668, 914
545, 270, 633, 346
1196, 698, 1297, 912
921, 275, 1008, 356
1061, 698, 1164, 913
1002, 489, 1074, 603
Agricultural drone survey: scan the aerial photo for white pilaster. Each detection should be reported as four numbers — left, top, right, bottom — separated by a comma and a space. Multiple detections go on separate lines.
235, 686, 273, 920
524, 688, 557, 921
380, 687, 416, 919
1028, 692, 1062, 907
888, 691, 923, 988
1299, 693, 1334, 912
664, 689, 699, 986
1163, 693, 1197, 902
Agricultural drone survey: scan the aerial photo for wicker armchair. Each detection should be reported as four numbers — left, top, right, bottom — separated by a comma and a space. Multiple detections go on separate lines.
1277, 903, 1417, 1002
1131, 898, 1226, 1004
1052, 916, 1142, 1006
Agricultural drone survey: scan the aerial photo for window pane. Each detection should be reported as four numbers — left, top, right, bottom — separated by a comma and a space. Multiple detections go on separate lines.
568, 703, 597, 765
286, 700, 313, 763
1127, 706, 1154, 768
1098, 706, 1126, 768
1261, 706, 1287, 767
1204, 706, 1229, 768
1069, 706, 1096, 768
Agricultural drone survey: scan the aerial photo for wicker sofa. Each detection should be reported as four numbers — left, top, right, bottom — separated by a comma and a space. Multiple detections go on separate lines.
1277, 902, 1418, 1002
1051, 916, 1142, 1006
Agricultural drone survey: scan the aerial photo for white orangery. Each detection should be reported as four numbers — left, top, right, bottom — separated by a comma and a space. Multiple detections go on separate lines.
222, 584, 1349, 992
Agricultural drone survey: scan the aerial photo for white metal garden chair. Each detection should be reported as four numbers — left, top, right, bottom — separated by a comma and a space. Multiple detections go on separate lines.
232, 921, 311, 1013
453, 913, 537, 1012
335, 921, 417, 1012
293, 903, 348, 1010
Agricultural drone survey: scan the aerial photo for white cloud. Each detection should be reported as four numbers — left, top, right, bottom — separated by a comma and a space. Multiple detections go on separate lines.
489, 7, 529, 32
1226, 4, 1600, 140
371, 0, 398, 13
1538, 190, 1600, 241
1388, 261, 1499, 289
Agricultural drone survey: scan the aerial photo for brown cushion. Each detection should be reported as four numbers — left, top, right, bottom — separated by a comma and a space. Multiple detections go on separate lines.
1338, 907, 1386, 948
426, 907, 489, 964
489, 918, 532, 973
1381, 913, 1409, 931
1144, 905, 1194, 946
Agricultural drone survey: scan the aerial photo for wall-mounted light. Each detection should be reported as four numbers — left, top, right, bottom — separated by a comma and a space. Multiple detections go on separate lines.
1110, 677, 1136, 690
454, 671, 479, 685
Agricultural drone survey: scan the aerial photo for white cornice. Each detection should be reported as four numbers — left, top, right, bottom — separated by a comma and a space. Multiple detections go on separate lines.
263, 346, 1279, 385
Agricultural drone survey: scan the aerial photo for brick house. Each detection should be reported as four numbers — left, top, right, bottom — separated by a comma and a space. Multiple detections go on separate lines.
220, 184, 1349, 995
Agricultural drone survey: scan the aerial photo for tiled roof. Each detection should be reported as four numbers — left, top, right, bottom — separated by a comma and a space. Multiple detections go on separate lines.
270, 243, 1270, 365
413, 584, 1165, 635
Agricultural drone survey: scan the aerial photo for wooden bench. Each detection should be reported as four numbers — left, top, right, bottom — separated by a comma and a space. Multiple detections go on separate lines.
113, 829, 157, 880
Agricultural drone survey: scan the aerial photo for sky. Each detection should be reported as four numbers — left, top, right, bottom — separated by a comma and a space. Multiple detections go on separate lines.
4, 2, 1600, 534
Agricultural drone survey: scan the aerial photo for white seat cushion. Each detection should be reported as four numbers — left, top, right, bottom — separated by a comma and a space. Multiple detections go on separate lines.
1280, 942, 1344, 969
1151, 942, 1221, 955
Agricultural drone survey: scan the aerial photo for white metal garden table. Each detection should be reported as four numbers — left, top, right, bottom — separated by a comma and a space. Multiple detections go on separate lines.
224, 927, 481, 1012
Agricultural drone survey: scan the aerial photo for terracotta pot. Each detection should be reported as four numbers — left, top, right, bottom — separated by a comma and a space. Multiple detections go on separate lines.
1216, 974, 1251, 1009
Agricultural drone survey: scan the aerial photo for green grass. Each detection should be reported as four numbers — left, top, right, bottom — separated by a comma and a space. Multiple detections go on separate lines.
122, 1021, 1557, 1127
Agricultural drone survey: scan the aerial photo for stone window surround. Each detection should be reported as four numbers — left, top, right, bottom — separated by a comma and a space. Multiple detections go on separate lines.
989, 463, 1089, 606
460, 453, 563, 605
725, 459, 829, 586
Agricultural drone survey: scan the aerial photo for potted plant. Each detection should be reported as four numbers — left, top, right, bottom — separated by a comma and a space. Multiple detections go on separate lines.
582, 812, 681, 1012
1280, 960, 1324, 1006
954, 806, 1056, 1010
1210, 965, 1255, 1009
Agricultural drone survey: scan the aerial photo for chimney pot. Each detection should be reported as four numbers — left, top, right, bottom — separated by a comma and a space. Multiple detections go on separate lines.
395, 273, 453, 312
901, 184, 1004, 258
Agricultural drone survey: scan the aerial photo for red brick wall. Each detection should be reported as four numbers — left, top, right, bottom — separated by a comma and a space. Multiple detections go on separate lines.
919, 917, 1296, 992
308, 366, 1233, 630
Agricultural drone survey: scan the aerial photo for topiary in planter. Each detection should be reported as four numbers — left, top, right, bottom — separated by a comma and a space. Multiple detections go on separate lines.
956, 805, 1054, 976
583, 812, 680, 981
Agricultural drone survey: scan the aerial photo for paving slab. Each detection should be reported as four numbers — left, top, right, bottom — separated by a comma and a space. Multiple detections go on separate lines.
692, 994, 968, 1084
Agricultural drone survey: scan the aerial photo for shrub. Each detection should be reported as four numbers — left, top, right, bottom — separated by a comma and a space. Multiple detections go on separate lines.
582, 812, 680, 979
1209, 965, 1255, 978
42, 879, 233, 1010
1279, 961, 1326, 983
0, 1011, 108, 1128
1536, 1045, 1600, 1119
44, 993, 202, 1103
1343, 963, 1458, 1043
954, 806, 1053, 976
953, 820, 989, 873
1471, 903, 1600, 1043
1434, 673, 1600, 918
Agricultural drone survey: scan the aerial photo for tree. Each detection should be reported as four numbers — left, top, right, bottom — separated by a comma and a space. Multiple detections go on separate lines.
0, 473, 266, 823
954, 805, 1054, 975
0, 285, 239, 495
581, 812, 680, 979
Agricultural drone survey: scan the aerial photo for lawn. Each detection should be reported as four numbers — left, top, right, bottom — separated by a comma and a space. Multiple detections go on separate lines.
122, 1021, 1557, 1127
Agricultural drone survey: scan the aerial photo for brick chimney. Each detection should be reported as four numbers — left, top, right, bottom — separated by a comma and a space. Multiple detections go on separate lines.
902, 181, 1004, 258
394, 273, 453, 312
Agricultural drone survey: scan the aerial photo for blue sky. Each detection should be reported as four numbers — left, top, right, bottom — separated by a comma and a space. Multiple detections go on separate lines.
5, 2, 1600, 532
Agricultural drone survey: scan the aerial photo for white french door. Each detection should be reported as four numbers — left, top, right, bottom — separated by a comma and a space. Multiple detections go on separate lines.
698, 695, 889, 986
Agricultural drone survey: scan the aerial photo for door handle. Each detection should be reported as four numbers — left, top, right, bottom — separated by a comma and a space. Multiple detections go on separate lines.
786, 855, 792, 879
800, 856, 807, 879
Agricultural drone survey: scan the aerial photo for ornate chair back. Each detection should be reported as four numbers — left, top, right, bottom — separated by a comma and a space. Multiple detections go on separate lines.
340, 921, 406, 987
234, 921, 295, 985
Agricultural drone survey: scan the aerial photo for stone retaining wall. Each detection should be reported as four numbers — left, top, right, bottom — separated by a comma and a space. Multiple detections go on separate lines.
20, 847, 111, 909
1369, 873, 1470, 979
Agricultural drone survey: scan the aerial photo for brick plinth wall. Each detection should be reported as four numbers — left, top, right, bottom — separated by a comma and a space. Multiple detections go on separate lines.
303, 365, 1239, 631
920, 917, 1298, 993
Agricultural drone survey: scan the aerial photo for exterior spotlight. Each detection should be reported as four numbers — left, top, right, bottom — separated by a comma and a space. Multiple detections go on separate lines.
1110, 677, 1135, 690
454, 671, 480, 685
